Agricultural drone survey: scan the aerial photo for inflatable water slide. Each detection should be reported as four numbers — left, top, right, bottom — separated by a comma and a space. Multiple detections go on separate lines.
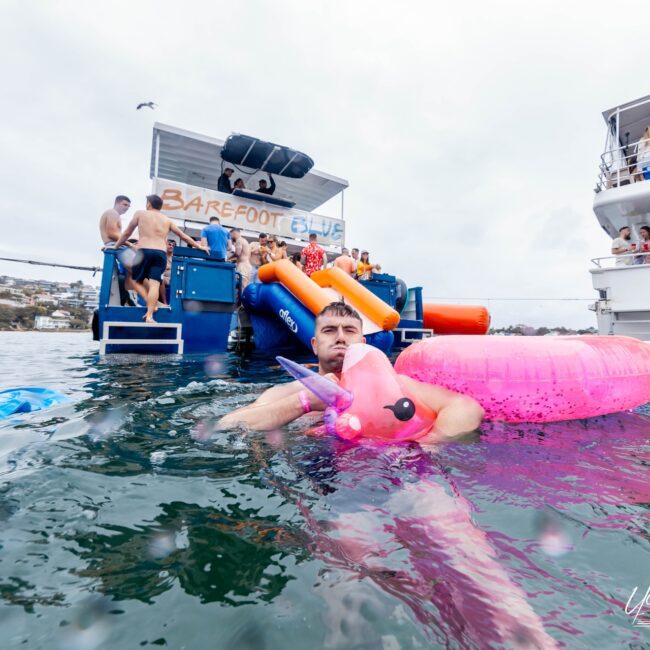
242, 260, 398, 352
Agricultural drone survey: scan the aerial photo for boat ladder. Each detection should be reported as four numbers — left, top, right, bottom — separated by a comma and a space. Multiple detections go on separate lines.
100, 321, 184, 354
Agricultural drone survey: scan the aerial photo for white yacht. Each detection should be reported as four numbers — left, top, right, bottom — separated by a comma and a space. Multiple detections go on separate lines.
591, 94, 650, 340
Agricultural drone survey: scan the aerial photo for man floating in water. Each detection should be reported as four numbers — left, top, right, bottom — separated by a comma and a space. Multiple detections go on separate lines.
219, 302, 484, 440
110, 194, 208, 323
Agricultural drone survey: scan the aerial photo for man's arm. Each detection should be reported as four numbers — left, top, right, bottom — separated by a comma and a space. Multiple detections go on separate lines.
111, 213, 140, 249
218, 381, 327, 431
399, 375, 484, 442
268, 175, 275, 194
170, 223, 209, 252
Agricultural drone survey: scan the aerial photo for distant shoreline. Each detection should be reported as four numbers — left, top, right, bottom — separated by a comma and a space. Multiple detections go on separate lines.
0, 329, 90, 333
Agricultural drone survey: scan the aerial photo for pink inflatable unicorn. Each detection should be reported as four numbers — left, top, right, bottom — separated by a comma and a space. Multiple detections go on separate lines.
278, 343, 437, 443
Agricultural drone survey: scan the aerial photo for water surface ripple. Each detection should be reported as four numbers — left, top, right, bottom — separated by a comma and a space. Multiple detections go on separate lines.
0, 332, 648, 649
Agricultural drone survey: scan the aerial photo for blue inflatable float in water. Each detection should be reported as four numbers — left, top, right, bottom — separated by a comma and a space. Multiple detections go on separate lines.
0, 388, 70, 420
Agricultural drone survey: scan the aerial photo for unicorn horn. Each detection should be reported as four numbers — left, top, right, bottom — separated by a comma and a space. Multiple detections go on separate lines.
276, 356, 353, 411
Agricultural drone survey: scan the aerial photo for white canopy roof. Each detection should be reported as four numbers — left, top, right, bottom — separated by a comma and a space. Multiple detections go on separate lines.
150, 123, 348, 213
602, 94, 650, 145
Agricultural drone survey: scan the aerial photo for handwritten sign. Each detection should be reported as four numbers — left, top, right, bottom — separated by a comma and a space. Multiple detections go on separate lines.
152, 178, 345, 247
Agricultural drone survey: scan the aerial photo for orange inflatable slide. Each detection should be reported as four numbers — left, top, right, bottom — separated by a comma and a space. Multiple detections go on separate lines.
258, 261, 400, 332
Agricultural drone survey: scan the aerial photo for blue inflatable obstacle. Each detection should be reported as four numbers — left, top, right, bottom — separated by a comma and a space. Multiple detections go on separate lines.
0, 388, 70, 420
242, 283, 394, 353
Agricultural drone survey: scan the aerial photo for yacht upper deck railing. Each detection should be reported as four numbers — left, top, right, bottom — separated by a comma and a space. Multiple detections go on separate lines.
596, 139, 650, 192
590, 252, 650, 268
596, 95, 650, 192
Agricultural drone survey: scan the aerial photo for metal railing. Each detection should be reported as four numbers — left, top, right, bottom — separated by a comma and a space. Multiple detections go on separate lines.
590, 252, 650, 268
596, 139, 650, 192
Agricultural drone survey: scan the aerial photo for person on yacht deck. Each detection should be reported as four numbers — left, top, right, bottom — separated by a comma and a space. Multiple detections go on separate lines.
233, 178, 246, 191
635, 127, 650, 180
635, 225, 650, 265
611, 226, 636, 267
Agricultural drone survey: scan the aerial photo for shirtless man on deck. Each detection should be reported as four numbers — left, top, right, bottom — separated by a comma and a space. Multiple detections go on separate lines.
99, 195, 134, 305
110, 194, 208, 323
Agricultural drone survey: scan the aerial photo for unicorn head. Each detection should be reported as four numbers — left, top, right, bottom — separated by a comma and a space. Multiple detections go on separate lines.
277, 343, 437, 442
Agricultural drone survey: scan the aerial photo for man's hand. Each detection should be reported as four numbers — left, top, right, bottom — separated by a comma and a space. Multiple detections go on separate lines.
304, 373, 340, 412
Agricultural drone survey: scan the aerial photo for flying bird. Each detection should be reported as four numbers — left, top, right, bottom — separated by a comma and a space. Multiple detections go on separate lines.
136, 101, 157, 110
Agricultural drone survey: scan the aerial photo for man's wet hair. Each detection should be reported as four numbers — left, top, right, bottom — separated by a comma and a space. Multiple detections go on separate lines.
231, 227, 240, 233
619, 225, 630, 232
259, 179, 267, 186
316, 301, 362, 326
351, 247, 359, 253
115, 195, 131, 204
259, 232, 267, 239
309, 233, 318, 241
147, 194, 163, 210
209, 216, 220, 223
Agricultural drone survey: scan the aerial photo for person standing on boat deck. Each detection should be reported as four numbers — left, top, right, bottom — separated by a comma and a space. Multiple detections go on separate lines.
110, 195, 208, 323
257, 173, 276, 195
99, 194, 135, 306
611, 226, 636, 267
333, 248, 356, 277
635, 225, 650, 265
228, 228, 252, 288
200, 216, 230, 262
635, 127, 650, 180
301, 233, 327, 276
249, 233, 270, 283
233, 178, 246, 191
218, 167, 234, 194
356, 250, 381, 280
159, 239, 175, 305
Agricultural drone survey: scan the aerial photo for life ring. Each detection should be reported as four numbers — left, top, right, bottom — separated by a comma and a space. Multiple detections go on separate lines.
394, 335, 650, 422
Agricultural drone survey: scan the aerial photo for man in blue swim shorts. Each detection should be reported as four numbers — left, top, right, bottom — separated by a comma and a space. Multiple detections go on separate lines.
111, 195, 209, 323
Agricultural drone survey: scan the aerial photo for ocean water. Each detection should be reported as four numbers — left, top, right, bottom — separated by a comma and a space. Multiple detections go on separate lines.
0, 331, 648, 649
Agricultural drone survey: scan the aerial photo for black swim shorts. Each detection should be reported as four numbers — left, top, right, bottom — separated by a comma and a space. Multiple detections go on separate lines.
131, 248, 168, 283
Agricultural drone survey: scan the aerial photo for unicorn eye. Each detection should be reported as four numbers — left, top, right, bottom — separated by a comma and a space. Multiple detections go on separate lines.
383, 398, 416, 421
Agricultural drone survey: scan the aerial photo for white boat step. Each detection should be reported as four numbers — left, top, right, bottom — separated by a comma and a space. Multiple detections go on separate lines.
100, 321, 184, 354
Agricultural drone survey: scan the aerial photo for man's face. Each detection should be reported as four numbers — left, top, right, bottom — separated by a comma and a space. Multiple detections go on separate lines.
231, 230, 239, 241
115, 200, 131, 215
312, 315, 364, 374
225, 169, 233, 178
309, 237, 317, 246
166, 240, 175, 254
621, 228, 631, 240
259, 236, 268, 246
351, 250, 359, 260
259, 180, 267, 189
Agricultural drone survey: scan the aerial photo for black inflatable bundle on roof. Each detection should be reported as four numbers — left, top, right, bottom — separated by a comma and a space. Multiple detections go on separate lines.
220, 133, 314, 179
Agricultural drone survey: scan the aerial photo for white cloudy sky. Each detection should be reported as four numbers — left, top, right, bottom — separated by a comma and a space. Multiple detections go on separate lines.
1, 0, 647, 327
